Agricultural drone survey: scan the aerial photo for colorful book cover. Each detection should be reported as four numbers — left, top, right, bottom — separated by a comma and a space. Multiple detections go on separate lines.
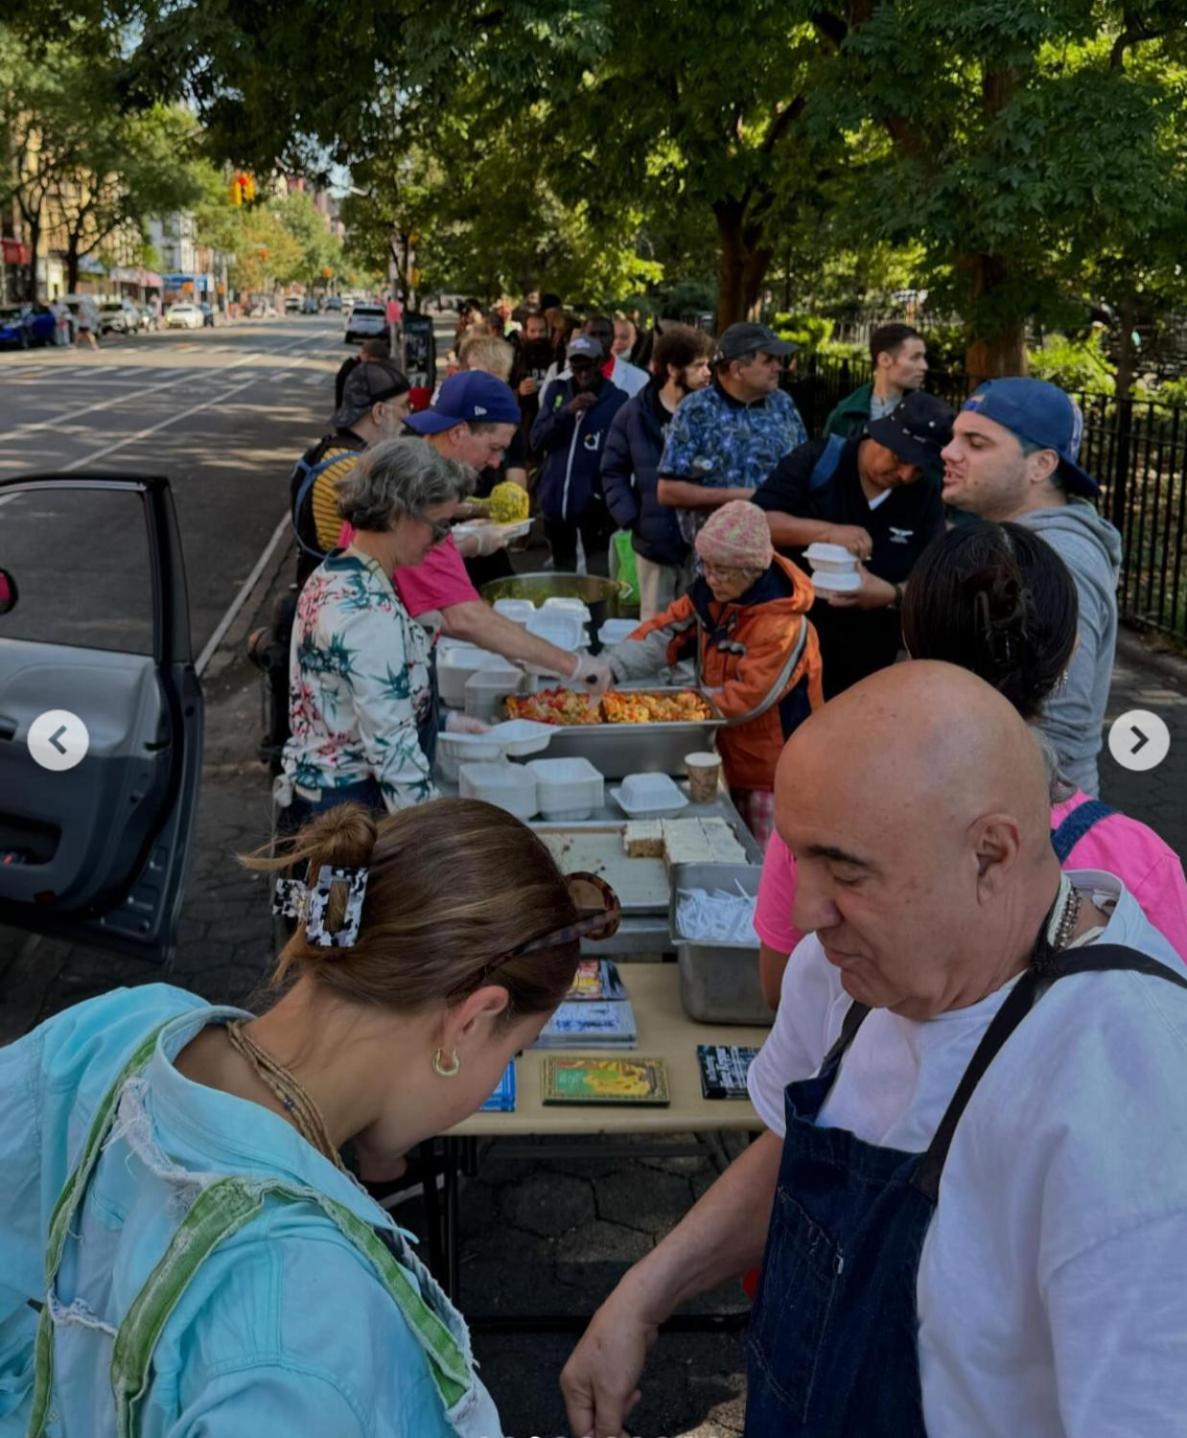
535, 999, 637, 1048
541, 1056, 670, 1105
480, 1062, 516, 1112
697, 1044, 761, 1100
565, 958, 627, 1002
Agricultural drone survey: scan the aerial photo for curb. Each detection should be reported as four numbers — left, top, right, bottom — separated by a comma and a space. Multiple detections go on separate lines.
198, 522, 295, 684
1116, 626, 1187, 692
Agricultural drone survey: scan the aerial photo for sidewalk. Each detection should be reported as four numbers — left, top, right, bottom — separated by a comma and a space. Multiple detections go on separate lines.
1, 543, 1183, 1435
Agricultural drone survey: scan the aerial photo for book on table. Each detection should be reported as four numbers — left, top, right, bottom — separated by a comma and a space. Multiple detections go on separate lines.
534, 998, 637, 1048
480, 1062, 517, 1112
541, 1056, 671, 1106
696, 1044, 761, 1100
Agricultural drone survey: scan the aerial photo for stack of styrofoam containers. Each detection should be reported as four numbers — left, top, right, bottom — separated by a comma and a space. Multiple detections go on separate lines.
436, 731, 506, 784
438, 645, 507, 708
464, 658, 528, 723
527, 757, 604, 821
609, 771, 689, 818
525, 608, 585, 652
458, 761, 538, 820
492, 598, 537, 625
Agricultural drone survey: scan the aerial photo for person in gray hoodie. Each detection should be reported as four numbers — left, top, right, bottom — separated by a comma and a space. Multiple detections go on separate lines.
940, 378, 1120, 795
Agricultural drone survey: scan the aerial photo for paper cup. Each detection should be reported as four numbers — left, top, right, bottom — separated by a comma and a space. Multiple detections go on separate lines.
685, 751, 722, 804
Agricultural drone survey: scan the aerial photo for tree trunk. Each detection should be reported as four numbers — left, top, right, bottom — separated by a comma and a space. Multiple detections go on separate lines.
25, 215, 42, 301
714, 201, 773, 332
66, 233, 81, 296
962, 252, 1026, 386
1114, 294, 1138, 404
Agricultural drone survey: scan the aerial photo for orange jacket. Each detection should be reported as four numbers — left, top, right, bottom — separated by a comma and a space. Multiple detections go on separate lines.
606, 554, 823, 790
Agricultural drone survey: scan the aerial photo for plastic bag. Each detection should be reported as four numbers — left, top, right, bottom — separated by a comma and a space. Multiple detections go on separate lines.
609, 529, 640, 607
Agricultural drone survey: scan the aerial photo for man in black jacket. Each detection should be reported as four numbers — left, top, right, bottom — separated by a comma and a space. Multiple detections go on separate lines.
601, 325, 711, 618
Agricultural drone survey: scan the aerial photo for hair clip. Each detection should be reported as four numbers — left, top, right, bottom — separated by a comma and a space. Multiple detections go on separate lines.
304, 865, 369, 948
272, 877, 307, 921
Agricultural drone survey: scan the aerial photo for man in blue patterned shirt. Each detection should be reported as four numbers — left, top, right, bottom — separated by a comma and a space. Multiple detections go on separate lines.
657, 322, 807, 544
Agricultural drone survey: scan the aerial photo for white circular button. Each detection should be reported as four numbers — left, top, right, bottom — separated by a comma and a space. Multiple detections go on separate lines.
27, 709, 90, 773
1107, 709, 1170, 773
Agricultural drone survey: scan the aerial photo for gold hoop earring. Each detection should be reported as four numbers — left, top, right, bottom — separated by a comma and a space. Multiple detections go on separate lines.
432, 1048, 461, 1079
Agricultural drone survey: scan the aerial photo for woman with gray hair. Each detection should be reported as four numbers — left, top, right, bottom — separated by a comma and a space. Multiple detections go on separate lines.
279, 438, 474, 825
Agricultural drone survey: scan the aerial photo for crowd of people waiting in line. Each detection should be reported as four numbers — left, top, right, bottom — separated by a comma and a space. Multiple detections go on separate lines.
2, 287, 1185, 1438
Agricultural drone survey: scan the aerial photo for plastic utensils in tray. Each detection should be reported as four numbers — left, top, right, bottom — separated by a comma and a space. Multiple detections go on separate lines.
464, 661, 528, 722
527, 756, 605, 821
459, 761, 538, 820
668, 862, 771, 1026
609, 771, 689, 817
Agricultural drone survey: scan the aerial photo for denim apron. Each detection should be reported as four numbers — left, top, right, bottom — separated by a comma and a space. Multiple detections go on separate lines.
744, 942, 1187, 1436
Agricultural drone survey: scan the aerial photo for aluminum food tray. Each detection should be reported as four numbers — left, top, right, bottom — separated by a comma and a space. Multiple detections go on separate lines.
529, 686, 725, 779
668, 862, 771, 1026
533, 825, 671, 914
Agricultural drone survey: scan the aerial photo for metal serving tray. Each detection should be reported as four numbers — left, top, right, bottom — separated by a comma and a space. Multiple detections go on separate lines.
531, 686, 725, 779
533, 824, 671, 914
668, 862, 772, 1027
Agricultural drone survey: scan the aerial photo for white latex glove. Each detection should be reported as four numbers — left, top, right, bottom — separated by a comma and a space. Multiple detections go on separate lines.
570, 652, 614, 697
469, 524, 510, 558
444, 712, 490, 735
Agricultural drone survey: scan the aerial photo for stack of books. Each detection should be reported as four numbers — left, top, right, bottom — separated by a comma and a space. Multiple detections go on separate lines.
534, 959, 638, 1049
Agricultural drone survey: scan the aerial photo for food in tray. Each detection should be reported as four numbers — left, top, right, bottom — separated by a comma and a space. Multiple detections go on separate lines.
504, 687, 712, 726
486, 480, 531, 523
505, 689, 602, 726
602, 691, 714, 724
660, 818, 749, 869
623, 820, 664, 858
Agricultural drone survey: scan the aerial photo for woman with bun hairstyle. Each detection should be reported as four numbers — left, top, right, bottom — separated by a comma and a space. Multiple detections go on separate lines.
755, 519, 1187, 1004
0, 799, 618, 1437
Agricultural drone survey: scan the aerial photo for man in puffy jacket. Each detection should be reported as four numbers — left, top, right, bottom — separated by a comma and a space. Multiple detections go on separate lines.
601, 325, 712, 618
532, 335, 629, 574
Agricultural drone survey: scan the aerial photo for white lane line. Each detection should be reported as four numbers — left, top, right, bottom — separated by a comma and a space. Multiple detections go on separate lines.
3, 332, 315, 441
195, 511, 290, 676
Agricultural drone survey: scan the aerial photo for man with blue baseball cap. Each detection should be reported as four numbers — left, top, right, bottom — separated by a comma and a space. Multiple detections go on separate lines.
404, 369, 522, 461
941, 377, 1121, 794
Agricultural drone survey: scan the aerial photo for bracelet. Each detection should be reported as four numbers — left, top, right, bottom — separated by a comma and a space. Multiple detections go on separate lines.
887, 582, 905, 609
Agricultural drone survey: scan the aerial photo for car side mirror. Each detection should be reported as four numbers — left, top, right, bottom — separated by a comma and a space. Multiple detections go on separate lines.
0, 569, 17, 615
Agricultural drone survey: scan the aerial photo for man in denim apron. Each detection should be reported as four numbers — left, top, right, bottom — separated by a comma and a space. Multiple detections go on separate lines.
562, 662, 1187, 1437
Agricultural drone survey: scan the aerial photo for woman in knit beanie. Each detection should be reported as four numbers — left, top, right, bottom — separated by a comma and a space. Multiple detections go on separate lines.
602, 500, 822, 844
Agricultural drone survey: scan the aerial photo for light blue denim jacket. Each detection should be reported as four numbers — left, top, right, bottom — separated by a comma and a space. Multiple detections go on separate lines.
0, 985, 501, 1437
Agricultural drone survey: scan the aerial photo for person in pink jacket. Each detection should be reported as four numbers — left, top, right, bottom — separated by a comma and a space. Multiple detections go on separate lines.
756, 518, 1187, 1004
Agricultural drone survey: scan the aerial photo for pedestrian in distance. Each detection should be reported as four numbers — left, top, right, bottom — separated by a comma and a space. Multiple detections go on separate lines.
940, 376, 1119, 795
824, 321, 929, 438
600, 323, 712, 619
334, 336, 392, 411
656, 321, 806, 544
1, 794, 613, 1436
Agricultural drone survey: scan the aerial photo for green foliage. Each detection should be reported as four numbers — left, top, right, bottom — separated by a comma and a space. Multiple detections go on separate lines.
1027, 330, 1116, 395
772, 313, 833, 354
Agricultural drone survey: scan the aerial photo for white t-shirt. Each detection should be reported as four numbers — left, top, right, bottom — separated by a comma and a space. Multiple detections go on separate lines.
747, 871, 1187, 1437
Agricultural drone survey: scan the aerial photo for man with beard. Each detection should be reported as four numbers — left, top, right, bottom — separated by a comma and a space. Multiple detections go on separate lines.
509, 307, 555, 463
532, 335, 629, 573
601, 324, 713, 618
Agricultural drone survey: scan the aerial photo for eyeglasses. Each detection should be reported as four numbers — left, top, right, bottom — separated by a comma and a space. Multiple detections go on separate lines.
448, 871, 622, 999
417, 513, 452, 543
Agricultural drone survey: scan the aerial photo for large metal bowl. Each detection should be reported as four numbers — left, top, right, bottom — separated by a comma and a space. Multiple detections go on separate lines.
481, 572, 633, 650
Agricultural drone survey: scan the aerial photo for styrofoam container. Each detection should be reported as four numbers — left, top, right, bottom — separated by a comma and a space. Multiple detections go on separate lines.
525, 610, 585, 651
464, 661, 528, 722
459, 762, 538, 820
809, 568, 862, 594
610, 771, 689, 817
482, 718, 555, 757
596, 618, 639, 647
543, 596, 592, 624
438, 645, 506, 708
527, 756, 604, 821
437, 730, 507, 783
803, 542, 860, 577
492, 598, 537, 624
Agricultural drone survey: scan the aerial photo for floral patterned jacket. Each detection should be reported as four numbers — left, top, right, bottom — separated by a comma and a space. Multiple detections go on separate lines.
282, 549, 437, 811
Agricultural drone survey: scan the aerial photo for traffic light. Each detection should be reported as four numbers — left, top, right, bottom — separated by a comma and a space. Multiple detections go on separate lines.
321, 265, 334, 279
229, 172, 257, 205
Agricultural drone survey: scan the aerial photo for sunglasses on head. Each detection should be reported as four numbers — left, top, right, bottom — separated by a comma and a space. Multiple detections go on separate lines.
448, 871, 622, 999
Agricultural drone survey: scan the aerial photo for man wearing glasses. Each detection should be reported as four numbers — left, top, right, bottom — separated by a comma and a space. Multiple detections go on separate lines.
656, 322, 807, 544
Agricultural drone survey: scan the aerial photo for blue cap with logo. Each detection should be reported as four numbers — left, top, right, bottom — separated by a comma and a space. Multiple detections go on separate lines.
961, 378, 1097, 498
566, 335, 604, 363
404, 370, 521, 434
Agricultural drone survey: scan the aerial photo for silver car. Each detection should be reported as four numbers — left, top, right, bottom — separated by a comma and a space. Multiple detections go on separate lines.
345, 303, 387, 344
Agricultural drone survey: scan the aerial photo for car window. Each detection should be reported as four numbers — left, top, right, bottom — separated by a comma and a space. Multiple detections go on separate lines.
353, 305, 384, 316
0, 487, 154, 655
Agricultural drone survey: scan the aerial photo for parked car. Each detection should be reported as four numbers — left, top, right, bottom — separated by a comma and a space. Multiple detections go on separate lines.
0, 472, 203, 961
165, 303, 204, 330
99, 299, 142, 335
301, 295, 320, 314
345, 302, 387, 344
0, 303, 55, 349
324, 295, 343, 312
284, 295, 302, 314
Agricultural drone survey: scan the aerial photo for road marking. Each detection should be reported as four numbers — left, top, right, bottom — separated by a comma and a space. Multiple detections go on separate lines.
2, 331, 319, 441
196, 512, 290, 676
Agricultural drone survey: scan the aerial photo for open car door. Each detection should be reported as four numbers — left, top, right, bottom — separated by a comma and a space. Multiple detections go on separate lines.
0, 473, 203, 961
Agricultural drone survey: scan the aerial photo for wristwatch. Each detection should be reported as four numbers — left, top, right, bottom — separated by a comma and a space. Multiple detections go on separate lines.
887, 581, 905, 609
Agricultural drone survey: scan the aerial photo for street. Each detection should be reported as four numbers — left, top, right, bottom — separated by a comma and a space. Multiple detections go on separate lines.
0, 315, 346, 657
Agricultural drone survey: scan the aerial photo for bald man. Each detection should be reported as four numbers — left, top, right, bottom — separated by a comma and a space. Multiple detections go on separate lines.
561, 663, 1187, 1438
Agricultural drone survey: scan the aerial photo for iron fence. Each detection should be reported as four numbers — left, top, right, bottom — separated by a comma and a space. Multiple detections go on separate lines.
786, 355, 1187, 644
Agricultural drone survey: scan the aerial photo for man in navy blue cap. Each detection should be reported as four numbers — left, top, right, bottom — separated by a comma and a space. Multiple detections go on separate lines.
404, 369, 522, 474
941, 377, 1121, 795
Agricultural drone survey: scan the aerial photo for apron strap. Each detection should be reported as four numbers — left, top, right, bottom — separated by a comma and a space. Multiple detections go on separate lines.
911, 943, 1187, 1201
821, 999, 871, 1071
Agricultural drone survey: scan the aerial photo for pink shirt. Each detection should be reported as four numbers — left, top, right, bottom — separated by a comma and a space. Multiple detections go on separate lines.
756, 793, 1187, 961
336, 525, 478, 618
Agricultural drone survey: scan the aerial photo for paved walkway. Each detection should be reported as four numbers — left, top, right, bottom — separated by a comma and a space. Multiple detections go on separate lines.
1, 541, 1183, 1435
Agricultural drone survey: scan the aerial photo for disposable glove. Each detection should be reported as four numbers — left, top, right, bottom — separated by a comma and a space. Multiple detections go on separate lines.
444, 712, 490, 735
570, 652, 614, 697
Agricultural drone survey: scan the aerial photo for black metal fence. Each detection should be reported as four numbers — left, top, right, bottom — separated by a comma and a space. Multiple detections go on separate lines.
787, 355, 1187, 645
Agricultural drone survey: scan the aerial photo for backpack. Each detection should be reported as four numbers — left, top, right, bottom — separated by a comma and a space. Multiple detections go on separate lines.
289, 441, 360, 562
808, 432, 847, 493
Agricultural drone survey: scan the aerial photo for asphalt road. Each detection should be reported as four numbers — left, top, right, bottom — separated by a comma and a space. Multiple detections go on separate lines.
0, 316, 350, 656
